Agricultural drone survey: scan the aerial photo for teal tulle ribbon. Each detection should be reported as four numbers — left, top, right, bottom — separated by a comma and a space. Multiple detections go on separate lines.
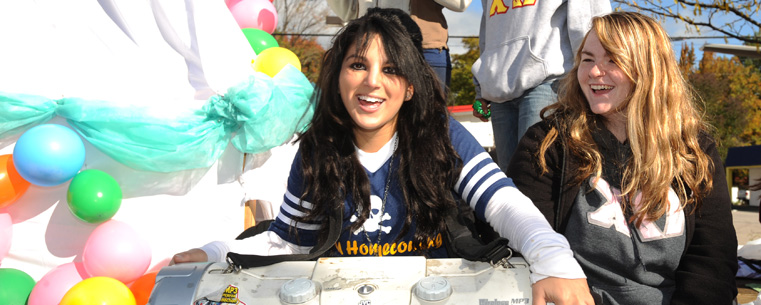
0, 65, 314, 172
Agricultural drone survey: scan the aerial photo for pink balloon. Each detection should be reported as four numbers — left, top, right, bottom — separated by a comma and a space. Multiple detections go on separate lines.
0, 213, 11, 262
224, 0, 243, 9
82, 220, 151, 284
28, 262, 88, 305
228, 0, 278, 33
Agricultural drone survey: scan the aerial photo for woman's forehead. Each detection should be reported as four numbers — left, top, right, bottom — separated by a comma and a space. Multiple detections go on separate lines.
344, 35, 388, 61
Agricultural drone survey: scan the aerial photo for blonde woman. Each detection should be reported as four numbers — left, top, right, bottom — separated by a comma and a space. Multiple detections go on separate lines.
507, 12, 738, 304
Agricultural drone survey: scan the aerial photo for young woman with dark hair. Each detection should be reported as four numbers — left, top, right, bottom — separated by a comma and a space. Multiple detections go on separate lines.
172, 8, 593, 303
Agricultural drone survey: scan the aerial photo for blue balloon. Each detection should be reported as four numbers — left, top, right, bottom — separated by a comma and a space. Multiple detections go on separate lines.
12, 124, 86, 186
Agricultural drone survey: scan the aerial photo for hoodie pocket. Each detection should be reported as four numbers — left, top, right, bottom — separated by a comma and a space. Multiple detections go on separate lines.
473, 36, 548, 102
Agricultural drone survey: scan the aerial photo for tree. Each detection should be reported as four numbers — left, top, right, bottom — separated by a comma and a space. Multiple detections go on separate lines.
739, 31, 761, 71
612, 0, 761, 45
681, 44, 761, 159
272, 0, 332, 83
274, 0, 332, 35
276, 35, 324, 82
679, 42, 698, 74
449, 37, 480, 106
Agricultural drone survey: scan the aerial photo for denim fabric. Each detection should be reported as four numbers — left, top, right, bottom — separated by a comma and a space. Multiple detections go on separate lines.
490, 80, 557, 171
423, 48, 451, 90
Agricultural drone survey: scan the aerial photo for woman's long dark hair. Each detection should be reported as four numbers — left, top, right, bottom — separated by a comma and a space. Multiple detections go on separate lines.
294, 8, 461, 253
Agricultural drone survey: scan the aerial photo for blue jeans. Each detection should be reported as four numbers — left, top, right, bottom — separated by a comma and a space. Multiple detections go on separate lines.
423, 48, 451, 92
490, 80, 558, 171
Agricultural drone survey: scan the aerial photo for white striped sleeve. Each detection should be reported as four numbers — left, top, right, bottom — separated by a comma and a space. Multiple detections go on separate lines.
275, 190, 321, 231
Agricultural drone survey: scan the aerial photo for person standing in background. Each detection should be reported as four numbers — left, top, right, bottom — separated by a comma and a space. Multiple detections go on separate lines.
752, 179, 761, 223
327, 0, 472, 94
471, 0, 610, 170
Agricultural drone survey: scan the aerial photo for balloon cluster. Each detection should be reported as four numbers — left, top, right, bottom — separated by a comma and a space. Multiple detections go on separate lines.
0, 2, 312, 303
0, 219, 153, 305
2, 124, 122, 223
1, 124, 152, 305
225, 0, 301, 77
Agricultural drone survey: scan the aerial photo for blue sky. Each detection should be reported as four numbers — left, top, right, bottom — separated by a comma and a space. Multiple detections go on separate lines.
442, 3, 752, 61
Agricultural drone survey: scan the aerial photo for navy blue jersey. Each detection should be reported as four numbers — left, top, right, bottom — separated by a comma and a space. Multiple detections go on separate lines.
270, 117, 514, 257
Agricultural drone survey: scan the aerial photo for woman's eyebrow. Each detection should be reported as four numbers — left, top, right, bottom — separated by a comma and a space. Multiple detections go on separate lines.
344, 53, 363, 61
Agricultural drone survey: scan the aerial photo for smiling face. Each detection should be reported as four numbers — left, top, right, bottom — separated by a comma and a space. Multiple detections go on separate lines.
578, 31, 633, 122
339, 34, 412, 146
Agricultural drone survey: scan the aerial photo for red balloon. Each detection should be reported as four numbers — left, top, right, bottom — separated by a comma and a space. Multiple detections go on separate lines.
0, 154, 30, 208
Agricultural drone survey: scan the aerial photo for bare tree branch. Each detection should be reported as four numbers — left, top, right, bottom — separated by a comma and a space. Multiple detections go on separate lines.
273, 0, 332, 34
613, 0, 761, 45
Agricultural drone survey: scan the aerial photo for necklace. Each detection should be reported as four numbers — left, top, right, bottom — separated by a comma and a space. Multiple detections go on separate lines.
357, 136, 397, 254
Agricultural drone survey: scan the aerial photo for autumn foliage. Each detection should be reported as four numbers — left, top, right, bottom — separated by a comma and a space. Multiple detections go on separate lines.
679, 44, 761, 159
275, 35, 325, 83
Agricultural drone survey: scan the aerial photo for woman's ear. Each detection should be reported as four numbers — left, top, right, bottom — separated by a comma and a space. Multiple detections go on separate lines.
405, 85, 414, 101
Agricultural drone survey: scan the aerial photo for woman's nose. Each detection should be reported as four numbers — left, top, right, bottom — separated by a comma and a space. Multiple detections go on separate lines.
364, 67, 381, 87
589, 63, 605, 78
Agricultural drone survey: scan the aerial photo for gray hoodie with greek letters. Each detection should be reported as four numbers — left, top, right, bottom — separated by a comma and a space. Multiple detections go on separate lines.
472, 0, 611, 102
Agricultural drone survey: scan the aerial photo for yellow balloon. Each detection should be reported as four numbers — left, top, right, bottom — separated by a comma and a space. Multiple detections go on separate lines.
60, 277, 136, 305
252, 47, 301, 77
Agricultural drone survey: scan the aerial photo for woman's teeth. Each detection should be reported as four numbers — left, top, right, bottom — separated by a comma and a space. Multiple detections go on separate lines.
591, 85, 613, 93
357, 95, 383, 104
358, 95, 383, 103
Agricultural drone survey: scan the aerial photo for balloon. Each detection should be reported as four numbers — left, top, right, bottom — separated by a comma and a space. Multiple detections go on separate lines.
67, 169, 123, 223
242, 28, 279, 55
0, 213, 10, 262
228, 0, 278, 33
253, 47, 301, 77
224, 0, 242, 8
0, 268, 36, 305
60, 277, 136, 305
12, 124, 85, 187
129, 272, 157, 305
0, 154, 30, 208
28, 262, 89, 305
83, 220, 151, 283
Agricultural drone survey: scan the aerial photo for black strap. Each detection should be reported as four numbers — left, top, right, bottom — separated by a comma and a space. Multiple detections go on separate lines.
235, 219, 275, 240
227, 206, 343, 269
739, 257, 761, 274
227, 200, 515, 268
443, 203, 513, 264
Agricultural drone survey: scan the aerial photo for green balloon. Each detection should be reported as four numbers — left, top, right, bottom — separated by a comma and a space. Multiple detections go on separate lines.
0, 268, 35, 305
242, 28, 279, 55
67, 169, 122, 223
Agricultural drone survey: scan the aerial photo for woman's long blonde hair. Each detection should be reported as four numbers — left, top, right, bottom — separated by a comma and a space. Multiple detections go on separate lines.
539, 12, 713, 224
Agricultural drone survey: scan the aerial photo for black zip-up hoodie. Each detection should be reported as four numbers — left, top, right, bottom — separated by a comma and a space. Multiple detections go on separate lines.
507, 120, 738, 304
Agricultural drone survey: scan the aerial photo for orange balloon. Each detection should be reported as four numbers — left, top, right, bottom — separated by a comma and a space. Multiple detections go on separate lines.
0, 154, 30, 208
129, 272, 157, 305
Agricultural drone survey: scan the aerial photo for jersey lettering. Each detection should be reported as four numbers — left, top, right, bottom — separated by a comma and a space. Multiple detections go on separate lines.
512, 0, 537, 8
632, 190, 685, 241
490, 0, 540, 16
490, 0, 509, 16
587, 178, 630, 236
587, 178, 685, 240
